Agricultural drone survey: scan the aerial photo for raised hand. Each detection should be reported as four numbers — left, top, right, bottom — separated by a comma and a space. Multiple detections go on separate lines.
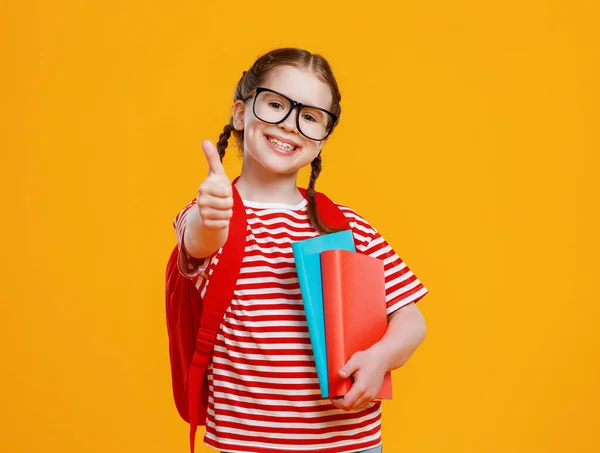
196, 140, 233, 230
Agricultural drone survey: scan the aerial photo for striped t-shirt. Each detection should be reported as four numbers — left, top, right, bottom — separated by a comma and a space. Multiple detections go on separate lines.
173, 196, 428, 453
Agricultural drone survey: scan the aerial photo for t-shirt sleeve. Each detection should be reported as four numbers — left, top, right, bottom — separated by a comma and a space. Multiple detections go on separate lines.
338, 204, 429, 315
172, 198, 213, 280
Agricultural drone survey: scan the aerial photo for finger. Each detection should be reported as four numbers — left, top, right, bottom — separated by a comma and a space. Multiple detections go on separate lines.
199, 177, 233, 199
329, 397, 347, 411
339, 354, 362, 379
348, 393, 373, 411
196, 193, 234, 209
198, 207, 233, 221
340, 382, 366, 411
202, 140, 226, 176
201, 218, 230, 230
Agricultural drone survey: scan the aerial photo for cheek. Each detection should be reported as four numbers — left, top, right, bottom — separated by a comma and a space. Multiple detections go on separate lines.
244, 118, 265, 142
300, 146, 321, 166
307, 141, 322, 156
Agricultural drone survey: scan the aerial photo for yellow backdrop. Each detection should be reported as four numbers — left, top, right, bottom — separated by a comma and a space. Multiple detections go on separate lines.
3, 0, 599, 452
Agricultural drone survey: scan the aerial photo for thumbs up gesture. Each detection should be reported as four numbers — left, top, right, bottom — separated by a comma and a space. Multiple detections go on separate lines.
196, 140, 233, 230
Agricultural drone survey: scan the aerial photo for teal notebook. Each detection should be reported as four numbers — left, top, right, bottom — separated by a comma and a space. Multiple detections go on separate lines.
291, 229, 356, 398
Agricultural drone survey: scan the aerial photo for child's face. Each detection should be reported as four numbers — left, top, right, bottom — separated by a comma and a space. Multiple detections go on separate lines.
232, 65, 333, 176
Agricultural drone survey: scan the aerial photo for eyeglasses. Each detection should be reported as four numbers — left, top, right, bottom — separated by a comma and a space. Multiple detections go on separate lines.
243, 87, 338, 141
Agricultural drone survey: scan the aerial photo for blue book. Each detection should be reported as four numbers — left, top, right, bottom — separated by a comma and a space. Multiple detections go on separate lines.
291, 230, 356, 398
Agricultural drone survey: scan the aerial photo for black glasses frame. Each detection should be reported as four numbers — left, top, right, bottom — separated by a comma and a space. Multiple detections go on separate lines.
243, 87, 338, 141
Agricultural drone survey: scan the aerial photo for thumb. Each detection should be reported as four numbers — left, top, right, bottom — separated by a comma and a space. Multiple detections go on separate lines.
339, 355, 361, 379
202, 140, 225, 176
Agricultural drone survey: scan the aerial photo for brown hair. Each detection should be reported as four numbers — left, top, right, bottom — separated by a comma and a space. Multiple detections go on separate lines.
216, 47, 343, 235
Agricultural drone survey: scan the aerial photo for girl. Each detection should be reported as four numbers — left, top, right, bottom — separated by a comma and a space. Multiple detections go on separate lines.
173, 48, 429, 453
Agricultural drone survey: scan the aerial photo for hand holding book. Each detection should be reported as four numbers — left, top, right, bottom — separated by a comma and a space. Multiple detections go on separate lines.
329, 345, 391, 411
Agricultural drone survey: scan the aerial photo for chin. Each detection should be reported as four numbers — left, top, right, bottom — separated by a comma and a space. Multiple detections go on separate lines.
259, 159, 302, 176
257, 146, 312, 175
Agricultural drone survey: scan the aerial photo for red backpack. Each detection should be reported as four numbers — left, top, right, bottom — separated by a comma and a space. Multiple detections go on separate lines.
165, 182, 351, 453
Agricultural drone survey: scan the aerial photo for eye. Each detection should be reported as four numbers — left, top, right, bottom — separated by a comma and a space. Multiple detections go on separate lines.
268, 101, 285, 110
301, 108, 326, 124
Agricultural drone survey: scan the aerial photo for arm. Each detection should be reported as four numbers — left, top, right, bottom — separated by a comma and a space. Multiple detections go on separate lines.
372, 302, 427, 371
183, 201, 230, 259
183, 139, 233, 259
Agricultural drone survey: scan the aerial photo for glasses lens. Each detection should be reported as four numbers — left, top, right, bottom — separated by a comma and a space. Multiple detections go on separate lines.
255, 90, 332, 140
298, 107, 330, 141
255, 90, 291, 123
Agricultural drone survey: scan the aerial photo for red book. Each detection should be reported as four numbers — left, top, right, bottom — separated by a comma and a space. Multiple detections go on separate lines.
321, 249, 393, 399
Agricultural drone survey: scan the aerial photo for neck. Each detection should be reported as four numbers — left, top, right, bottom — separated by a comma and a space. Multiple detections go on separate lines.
234, 160, 304, 205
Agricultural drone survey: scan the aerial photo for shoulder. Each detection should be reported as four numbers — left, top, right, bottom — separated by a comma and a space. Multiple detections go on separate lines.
332, 202, 377, 232
331, 201, 381, 252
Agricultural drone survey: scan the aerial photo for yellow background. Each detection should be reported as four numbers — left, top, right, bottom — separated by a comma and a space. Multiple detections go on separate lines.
3, 0, 599, 452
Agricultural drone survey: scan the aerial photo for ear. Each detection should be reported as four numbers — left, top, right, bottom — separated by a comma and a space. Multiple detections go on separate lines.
232, 100, 246, 131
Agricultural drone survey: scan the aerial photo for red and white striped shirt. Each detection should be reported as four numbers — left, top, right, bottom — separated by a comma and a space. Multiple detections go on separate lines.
173, 196, 428, 453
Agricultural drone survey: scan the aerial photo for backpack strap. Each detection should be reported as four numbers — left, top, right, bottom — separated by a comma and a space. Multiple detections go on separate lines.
188, 183, 247, 453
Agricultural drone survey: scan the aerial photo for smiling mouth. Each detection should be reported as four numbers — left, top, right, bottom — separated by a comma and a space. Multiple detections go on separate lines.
265, 134, 299, 153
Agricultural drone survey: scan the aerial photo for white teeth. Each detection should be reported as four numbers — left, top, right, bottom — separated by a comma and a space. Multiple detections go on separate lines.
268, 137, 295, 151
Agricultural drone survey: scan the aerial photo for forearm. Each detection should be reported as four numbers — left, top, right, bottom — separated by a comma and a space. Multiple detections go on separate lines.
371, 302, 427, 371
183, 204, 229, 259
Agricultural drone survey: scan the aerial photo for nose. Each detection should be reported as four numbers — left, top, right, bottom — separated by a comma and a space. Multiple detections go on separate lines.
279, 107, 300, 134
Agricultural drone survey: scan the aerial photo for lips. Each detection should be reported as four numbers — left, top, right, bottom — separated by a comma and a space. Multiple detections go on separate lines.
264, 134, 301, 155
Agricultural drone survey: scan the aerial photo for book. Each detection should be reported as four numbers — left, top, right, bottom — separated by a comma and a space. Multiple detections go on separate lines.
321, 249, 393, 399
291, 230, 356, 398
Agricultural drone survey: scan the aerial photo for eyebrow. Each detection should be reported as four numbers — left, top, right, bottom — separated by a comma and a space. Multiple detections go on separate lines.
264, 87, 331, 111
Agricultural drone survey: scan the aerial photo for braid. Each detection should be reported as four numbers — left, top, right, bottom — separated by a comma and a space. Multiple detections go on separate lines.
216, 123, 233, 162
306, 154, 343, 235
307, 154, 322, 196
